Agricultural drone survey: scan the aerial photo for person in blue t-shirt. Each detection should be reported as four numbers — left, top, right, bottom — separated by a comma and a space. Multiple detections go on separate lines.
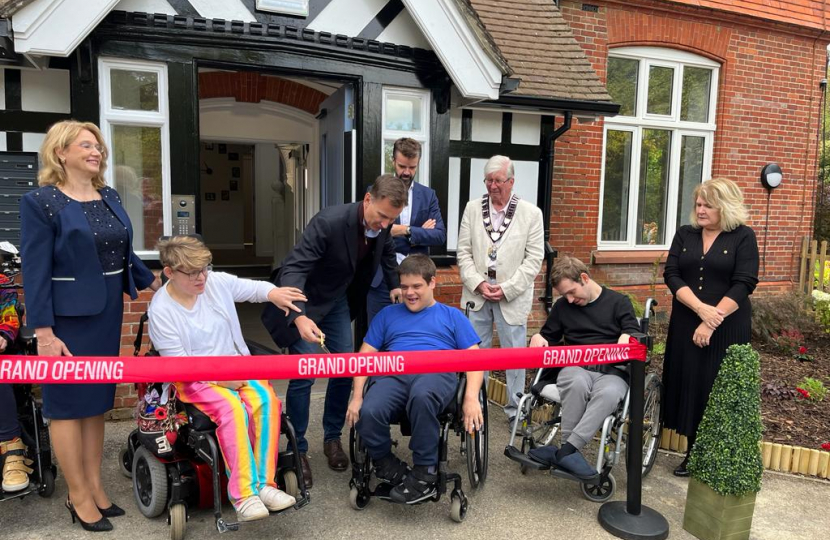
346, 254, 483, 505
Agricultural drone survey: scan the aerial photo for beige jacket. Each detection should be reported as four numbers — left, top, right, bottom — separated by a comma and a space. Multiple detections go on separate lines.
457, 196, 544, 326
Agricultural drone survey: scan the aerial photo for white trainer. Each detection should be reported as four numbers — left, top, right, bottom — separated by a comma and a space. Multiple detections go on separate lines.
259, 486, 296, 512
235, 496, 269, 522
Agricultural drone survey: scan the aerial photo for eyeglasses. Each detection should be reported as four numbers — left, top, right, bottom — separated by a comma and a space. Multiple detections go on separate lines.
74, 142, 105, 153
483, 176, 512, 186
175, 265, 212, 281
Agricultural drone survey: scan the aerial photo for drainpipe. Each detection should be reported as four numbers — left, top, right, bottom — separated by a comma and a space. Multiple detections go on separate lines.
539, 111, 572, 313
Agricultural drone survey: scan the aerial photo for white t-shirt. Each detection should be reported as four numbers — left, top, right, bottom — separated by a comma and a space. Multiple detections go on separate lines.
166, 292, 241, 357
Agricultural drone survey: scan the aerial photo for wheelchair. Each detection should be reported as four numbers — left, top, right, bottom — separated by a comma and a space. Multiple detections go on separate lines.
119, 314, 309, 540
0, 247, 57, 503
348, 372, 489, 522
504, 298, 663, 503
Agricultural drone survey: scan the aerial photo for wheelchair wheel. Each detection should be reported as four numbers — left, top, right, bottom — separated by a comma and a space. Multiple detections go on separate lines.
625, 374, 662, 478
580, 473, 616, 503
465, 387, 489, 488
169, 503, 187, 540
133, 446, 169, 518
281, 469, 300, 500
449, 493, 467, 523
523, 401, 560, 450
349, 486, 370, 510
118, 445, 133, 478
38, 467, 55, 498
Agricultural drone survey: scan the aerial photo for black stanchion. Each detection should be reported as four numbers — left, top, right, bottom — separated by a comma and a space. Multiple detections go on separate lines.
597, 334, 669, 540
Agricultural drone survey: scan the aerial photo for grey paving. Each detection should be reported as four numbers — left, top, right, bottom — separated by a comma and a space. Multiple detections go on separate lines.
2, 396, 828, 539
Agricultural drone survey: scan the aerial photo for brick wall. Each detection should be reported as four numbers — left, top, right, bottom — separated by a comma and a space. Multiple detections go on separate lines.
198, 71, 328, 114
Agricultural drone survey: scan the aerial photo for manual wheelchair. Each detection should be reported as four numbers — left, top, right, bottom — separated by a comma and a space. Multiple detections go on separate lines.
119, 314, 309, 540
0, 244, 57, 503
348, 371, 489, 523
504, 298, 663, 503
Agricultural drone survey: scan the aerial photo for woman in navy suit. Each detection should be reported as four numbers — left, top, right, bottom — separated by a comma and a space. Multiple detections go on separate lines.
20, 120, 161, 532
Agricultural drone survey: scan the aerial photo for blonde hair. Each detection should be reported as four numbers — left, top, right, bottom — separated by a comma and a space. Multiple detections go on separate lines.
38, 120, 109, 189
157, 236, 212, 273
690, 178, 748, 232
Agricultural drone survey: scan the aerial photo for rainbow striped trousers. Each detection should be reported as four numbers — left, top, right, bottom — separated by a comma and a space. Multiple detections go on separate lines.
176, 380, 281, 506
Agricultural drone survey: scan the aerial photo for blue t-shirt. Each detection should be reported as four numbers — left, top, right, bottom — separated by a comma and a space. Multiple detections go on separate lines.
365, 302, 480, 352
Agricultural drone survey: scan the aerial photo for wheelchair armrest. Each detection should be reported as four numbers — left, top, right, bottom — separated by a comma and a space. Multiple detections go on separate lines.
19, 325, 35, 342
456, 374, 467, 408
246, 339, 281, 356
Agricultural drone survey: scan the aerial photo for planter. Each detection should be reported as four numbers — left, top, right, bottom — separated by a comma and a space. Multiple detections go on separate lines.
683, 478, 757, 540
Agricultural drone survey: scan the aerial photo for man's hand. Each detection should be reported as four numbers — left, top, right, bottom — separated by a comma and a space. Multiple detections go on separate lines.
391, 224, 408, 237
0, 336, 7, 353
617, 333, 631, 344
695, 304, 725, 330
268, 286, 307, 315
462, 395, 483, 434
421, 219, 436, 230
692, 322, 714, 348
346, 396, 363, 427
295, 315, 324, 344
529, 333, 548, 348
486, 284, 504, 302
389, 288, 403, 304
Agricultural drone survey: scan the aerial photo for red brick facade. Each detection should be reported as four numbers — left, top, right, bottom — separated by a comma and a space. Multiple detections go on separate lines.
198, 71, 328, 114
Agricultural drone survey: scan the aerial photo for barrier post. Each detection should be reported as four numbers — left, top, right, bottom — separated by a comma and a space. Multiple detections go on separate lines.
597, 333, 669, 540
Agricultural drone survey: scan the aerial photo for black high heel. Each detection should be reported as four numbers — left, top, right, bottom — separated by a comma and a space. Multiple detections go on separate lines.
673, 457, 690, 477
98, 503, 126, 518
66, 498, 114, 532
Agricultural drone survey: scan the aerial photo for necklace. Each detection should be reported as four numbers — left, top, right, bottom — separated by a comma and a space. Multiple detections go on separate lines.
482, 194, 519, 243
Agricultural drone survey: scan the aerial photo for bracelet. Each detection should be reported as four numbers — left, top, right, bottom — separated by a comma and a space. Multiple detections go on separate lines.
38, 338, 56, 348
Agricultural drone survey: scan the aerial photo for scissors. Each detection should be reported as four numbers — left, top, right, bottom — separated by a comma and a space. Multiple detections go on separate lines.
319, 333, 330, 355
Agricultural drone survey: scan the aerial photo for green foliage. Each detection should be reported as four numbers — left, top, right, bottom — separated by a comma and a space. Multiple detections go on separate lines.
798, 377, 828, 402
652, 341, 666, 354
812, 292, 830, 333
621, 292, 645, 319
688, 344, 763, 496
750, 293, 821, 342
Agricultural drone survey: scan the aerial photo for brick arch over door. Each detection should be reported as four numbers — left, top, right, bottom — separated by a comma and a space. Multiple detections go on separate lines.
199, 71, 328, 115
607, 9, 731, 63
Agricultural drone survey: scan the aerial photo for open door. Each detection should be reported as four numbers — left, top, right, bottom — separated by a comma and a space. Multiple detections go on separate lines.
318, 84, 355, 207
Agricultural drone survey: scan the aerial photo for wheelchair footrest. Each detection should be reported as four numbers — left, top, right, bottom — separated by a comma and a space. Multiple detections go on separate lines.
504, 445, 549, 471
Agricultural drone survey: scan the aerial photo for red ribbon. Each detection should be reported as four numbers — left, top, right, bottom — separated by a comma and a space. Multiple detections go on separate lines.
0, 342, 646, 384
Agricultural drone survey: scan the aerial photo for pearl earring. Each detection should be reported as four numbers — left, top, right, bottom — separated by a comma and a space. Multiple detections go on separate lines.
59, 157, 66, 164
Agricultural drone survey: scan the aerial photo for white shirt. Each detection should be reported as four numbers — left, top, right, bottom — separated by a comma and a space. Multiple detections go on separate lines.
165, 294, 240, 357
395, 183, 415, 264
487, 198, 508, 274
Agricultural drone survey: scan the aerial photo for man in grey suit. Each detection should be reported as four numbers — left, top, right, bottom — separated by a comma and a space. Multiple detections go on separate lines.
457, 155, 544, 424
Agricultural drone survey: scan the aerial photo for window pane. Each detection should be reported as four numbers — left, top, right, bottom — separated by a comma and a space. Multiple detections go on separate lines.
601, 130, 634, 242
385, 94, 423, 132
646, 66, 673, 116
111, 69, 159, 112
112, 125, 164, 251
637, 129, 671, 245
680, 67, 712, 123
607, 57, 639, 116
677, 136, 705, 227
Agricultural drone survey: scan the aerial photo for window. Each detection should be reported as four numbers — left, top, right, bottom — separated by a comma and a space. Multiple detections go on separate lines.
599, 47, 718, 249
99, 58, 171, 256
381, 87, 430, 185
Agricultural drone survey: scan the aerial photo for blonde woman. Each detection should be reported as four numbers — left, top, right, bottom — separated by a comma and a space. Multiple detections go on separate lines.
662, 178, 759, 476
148, 236, 304, 522
20, 120, 162, 531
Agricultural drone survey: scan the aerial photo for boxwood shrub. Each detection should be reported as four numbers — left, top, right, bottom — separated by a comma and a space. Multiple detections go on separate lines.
687, 343, 763, 496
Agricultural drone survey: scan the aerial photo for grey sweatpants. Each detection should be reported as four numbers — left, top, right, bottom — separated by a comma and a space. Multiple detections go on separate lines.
557, 367, 628, 451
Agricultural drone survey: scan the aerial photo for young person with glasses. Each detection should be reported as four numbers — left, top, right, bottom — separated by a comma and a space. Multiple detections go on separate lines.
148, 236, 306, 522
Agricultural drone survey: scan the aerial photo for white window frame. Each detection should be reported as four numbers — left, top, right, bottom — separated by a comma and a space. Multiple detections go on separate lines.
598, 47, 719, 250
98, 57, 172, 258
381, 86, 431, 186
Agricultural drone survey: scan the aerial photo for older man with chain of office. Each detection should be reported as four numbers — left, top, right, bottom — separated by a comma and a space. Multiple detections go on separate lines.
457, 155, 544, 425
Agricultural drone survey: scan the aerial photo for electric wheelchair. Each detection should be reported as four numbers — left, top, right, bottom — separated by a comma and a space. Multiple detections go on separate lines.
348, 370, 489, 522
0, 245, 57, 503
504, 298, 662, 503
119, 314, 309, 540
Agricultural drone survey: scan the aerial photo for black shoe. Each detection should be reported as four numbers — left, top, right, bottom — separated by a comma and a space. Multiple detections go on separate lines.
373, 453, 410, 485
66, 498, 113, 532
98, 503, 126, 518
389, 466, 438, 505
673, 458, 690, 477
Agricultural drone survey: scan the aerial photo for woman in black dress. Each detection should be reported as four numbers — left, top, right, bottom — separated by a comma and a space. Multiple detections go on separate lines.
662, 177, 759, 476
20, 121, 161, 531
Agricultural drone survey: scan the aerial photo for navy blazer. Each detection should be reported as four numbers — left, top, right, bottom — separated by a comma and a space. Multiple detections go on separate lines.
20, 185, 155, 328
262, 201, 399, 348
370, 182, 446, 287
